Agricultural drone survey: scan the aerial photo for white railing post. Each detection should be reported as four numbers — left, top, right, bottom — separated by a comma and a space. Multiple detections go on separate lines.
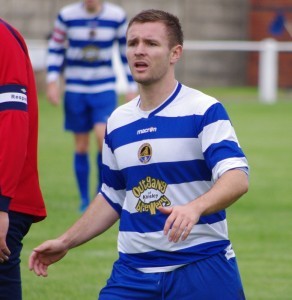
258, 39, 279, 104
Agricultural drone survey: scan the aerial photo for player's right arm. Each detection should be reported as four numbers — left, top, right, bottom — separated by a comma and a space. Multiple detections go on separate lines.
46, 12, 67, 105
46, 81, 61, 105
29, 193, 119, 277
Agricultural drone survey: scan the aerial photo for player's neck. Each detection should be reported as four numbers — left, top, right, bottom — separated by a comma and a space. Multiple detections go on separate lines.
139, 79, 177, 111
84, 2, 102, 14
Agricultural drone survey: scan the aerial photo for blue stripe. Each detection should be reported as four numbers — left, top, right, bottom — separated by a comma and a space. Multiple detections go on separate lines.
65, 58, 111, 68
66, 77, 115, 86
0, 84, 27, 94
118, 240, 229, 269
0, 102, 27, 112
103, 165, 126, 190
196, 102, 230, 134
204, 140, 246, 170
120, 210, 167, 232
126, 74, 134, 83
117, 36, 126, 44
103, 159, 211, 191
69, 40, 114, 48
119, 210, 226, 233
107, 115, 200, 151
123, 160, 212, 188
48, 48, 66, 55
48, 66, 62, 73
101, 191, 122, 215
57, 14, 65, 24
65, 18, 123, 29
120, 56, 128, 64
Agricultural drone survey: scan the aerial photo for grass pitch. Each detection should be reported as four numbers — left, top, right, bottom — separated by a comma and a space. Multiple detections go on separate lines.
21, 87, 292, 299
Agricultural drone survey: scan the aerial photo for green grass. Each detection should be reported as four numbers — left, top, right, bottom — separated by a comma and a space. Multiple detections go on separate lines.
21, 87, 292, 299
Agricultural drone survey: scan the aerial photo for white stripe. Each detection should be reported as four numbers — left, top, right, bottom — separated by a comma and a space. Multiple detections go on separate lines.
47, 53, 64, 66
114, 138, 203, 170
64, 66, 115, 80
212, 157, 249, 181
66, 47, 114, 61
67, 27, 117, 41
102, 184, 125, 208
103, 142, 119, 170
118, 220, 228, 254
65, 82, 116, 93
0, 93, 27, 104
156, 87, 217, 118
137, 264, 186, 273
122, 181, 212, 214
200, 120, 239, 152
106, 100, 140, 134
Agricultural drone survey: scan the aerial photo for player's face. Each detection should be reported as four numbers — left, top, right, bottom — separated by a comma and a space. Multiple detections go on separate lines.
126, 22, 178, 86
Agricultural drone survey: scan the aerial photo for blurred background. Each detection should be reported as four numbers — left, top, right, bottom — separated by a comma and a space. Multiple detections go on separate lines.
1, 0, 292, 98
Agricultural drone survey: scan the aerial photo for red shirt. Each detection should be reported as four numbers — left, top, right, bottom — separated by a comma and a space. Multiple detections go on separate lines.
0, 19, 46, 221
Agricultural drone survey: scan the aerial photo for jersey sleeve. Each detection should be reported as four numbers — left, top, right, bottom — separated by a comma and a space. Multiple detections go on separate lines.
0, 23, 29, 211
198, 102, 249, 181
100, 127, 126, 215
46, 13, 67, 83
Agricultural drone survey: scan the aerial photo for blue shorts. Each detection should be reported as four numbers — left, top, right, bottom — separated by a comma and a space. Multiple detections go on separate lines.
98, 248, 245, 300
64, 90, 117, 133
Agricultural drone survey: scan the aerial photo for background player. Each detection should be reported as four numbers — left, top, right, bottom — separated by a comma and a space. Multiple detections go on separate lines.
46, 0, 137, 212
29, 9, 248, 299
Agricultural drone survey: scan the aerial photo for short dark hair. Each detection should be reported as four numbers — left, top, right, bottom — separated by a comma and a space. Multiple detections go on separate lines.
127, 9, 184, 48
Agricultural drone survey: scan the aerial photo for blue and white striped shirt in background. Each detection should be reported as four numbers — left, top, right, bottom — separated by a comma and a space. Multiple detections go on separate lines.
47, 2, 136, 94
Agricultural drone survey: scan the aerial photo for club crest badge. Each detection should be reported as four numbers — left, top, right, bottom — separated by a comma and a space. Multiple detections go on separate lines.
138, 143, 152, 164
82, 45, 99, 62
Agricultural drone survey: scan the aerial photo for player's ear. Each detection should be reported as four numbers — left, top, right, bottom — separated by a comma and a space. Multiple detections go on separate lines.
170, 44, 183, 64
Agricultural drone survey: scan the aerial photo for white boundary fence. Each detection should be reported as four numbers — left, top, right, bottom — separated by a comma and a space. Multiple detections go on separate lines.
184, 39, 292, 104
28, 39, 292, 103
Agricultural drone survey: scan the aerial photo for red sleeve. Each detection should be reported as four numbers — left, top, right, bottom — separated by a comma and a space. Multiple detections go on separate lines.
0, 22, 29, 211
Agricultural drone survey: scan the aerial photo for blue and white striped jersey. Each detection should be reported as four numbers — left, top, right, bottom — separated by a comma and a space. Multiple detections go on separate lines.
47, 1, 136, 93
101, 82, 249, 273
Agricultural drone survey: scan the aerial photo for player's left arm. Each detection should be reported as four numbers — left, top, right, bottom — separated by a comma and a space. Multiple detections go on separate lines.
159, 169, 249, 243
0, 21, 29, 261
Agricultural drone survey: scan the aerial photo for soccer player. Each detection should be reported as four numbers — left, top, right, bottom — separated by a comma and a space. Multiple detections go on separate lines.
46, 0, 137, 212
0, 19, 47, 300
29, 9, 249, 299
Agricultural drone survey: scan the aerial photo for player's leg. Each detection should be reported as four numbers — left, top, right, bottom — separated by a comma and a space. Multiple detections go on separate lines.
0, 212, 33, 300
164, 245, 245, 300
98, 260, 162, 300
74, 133, 90, 212
89, 90, 117, 192
64, 91, 92, 212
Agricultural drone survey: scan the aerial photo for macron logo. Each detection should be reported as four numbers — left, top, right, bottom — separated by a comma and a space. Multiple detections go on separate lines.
137, 127, 157, 135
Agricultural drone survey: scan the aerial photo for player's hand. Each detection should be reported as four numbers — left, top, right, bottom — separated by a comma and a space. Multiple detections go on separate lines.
46, 81, 61, 106
29, 239, 68, 277
0, 211, 11, 263
158, 204, 200, 243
